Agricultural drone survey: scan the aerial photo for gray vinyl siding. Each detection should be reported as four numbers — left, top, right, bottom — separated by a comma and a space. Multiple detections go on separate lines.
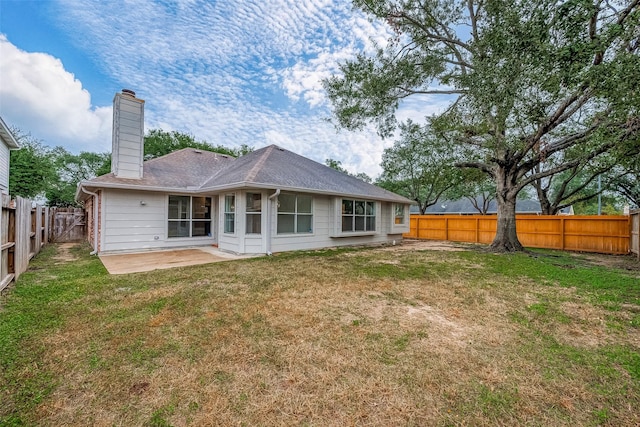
243, 237, 264, 254
0, 142, 9, 193
218, 192, 240, 253
219, 190, 268, 254
98, 189, 408, 254
101, 189, 215, 253
270, 195, 402, 253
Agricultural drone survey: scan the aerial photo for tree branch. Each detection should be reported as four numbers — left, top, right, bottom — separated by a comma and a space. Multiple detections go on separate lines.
522, 89, 594, 158
617, 0, 640, 25
456, 161, 492, 175
397, 86, 467, 96
389, 11, 473, 53
468, 0, 480, 43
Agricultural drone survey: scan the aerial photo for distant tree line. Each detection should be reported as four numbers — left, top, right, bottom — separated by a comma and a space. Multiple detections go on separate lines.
375, 119, 639, 215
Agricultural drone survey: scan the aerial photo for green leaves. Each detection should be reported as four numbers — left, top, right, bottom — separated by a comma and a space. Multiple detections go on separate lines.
143, 129, 249, 160
326, 0, 640, 249
378, 120, 463, 212
9, 133, 58, 200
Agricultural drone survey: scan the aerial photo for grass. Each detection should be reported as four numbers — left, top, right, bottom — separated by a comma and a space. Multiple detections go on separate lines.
1, 242, 639, 426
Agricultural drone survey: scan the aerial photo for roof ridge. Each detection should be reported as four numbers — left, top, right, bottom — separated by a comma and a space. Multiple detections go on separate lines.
147, 147, 228, 161
243, 145, 275, 182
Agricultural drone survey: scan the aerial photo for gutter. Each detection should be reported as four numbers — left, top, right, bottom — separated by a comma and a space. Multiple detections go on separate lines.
79, 186, 100, 255
266, 189, 280, 255
77, 179, 412, 204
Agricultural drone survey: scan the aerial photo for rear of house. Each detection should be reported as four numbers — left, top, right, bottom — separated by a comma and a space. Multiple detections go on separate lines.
77, 90, 411, 255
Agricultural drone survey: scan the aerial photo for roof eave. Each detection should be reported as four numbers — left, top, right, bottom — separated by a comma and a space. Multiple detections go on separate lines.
76, 180, 210, 202
0, 117, 19, 149
200, 181, 413, 203
76, 180, 413, 204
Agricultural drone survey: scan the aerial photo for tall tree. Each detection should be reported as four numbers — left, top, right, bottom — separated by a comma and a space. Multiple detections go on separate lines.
8, 129, 57, 199
325, 158, 373, 182
143, 129, 252, 160
529, 151, 612, 215
449, 168, 496, 214
378, 120, 461, 213
613, 172, 640, 208
47, 150, 111, 207
529, 137, 639, 214
610, 149, 640, 208
324, 0, 640, 251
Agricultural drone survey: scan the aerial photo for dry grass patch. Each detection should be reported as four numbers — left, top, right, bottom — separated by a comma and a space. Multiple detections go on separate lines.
2, 243, 639, 426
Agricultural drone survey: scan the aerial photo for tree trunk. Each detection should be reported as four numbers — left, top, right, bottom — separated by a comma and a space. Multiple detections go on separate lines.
534, 181, 554, 215
491, 169, 524, 252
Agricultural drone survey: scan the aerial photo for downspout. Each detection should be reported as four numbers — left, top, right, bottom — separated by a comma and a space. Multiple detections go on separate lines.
266, 189, 280, 256
80, 186, 99, 255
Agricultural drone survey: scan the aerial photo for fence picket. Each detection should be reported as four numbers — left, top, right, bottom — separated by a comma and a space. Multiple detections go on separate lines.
631, 210, 639, 260
1, 196, 53, 290
405, 214, 633, 255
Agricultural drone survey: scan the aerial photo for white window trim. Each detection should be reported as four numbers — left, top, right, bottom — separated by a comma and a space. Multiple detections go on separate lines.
223, 193, 236, 235
332, 198, 380, 237
245, 192, 263, 235
167, 195, 213, 239
276, 193, 314, 235
390, 203, 410, 234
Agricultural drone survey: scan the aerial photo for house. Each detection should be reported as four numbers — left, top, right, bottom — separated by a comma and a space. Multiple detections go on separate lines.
76, 90, 412, 255
414, 198, 543, 215
411, 197, 573, 215
0, 116, 20, 195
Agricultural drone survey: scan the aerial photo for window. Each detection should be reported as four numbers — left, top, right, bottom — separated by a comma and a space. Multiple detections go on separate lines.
246, 192, 262, 234
277, 193, 313, 234
342, 199, 376, 232
191, 197, 212, 236
168, 196, 211, 238
224, 194, 235, 234
394, 204, 405, 225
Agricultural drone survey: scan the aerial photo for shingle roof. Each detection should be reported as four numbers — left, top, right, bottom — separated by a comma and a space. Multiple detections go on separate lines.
412, 198, 542, 214
0, 116, 19, 149
200, 145, 410, 202
81, 145, 411, 203
88, 148, 234, 189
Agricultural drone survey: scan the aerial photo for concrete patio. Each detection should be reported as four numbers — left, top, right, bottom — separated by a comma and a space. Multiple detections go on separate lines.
99, 246, 257, 274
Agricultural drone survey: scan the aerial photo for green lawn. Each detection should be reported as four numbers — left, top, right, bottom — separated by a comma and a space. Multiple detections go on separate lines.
1, 242, 639, 426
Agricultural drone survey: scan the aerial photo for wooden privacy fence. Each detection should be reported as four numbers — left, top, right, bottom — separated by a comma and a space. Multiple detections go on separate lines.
405, 214, 632, 255
631, 210, 639, 260
50, 207, 86, 243
1, 195, 51, 291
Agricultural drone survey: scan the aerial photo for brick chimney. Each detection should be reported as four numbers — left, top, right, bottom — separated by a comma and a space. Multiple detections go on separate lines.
111, 89, 144, 179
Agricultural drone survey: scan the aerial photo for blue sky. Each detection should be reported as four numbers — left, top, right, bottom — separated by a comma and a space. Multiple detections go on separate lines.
0, 0, 449, 177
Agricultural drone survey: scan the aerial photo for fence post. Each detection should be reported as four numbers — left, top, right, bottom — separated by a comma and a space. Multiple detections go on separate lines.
444, 217, 449, 241
632, 210, 640, 261
0, 195, 17, 291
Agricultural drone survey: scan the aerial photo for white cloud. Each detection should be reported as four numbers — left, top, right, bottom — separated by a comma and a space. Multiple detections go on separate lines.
0, 35, 112, 152
1, 0, 455, 178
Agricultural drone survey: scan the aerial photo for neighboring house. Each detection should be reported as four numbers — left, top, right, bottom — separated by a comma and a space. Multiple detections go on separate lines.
411, 198, 543, 214
0, 116, 20, 195
76, 90, 412, 255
